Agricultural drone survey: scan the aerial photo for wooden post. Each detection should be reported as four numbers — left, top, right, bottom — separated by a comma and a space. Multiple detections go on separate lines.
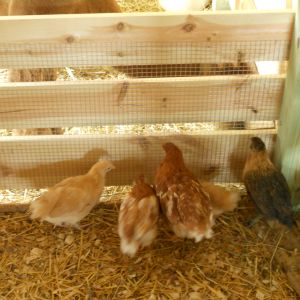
212, 0, 232, 10
275, 0, 300, 209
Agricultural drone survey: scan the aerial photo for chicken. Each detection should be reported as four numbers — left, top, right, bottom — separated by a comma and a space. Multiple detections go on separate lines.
29, 160, 115, 227
243, 137, 296, 228
155, 142, 214, 242
118, 175, 159, 257
201, 181, 241, 218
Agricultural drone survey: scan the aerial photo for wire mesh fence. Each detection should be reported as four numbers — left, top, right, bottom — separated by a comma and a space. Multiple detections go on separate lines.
0, 11, 292, 188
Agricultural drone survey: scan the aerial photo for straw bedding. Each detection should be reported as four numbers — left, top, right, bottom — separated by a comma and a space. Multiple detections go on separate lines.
0, 189, 299, 299
1, 0, 299, 298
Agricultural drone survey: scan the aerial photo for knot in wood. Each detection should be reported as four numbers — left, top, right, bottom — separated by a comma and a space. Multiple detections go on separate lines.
182, 23, 195, 33
117, 22, 125, 31
117, 51, 124, 57
66, 35, 75, 43
247, 105, 258, 114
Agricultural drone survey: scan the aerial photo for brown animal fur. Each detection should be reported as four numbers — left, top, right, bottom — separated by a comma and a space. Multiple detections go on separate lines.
6, 0, 120, 135
8, 0, 120, 15
0, 0, 9, 15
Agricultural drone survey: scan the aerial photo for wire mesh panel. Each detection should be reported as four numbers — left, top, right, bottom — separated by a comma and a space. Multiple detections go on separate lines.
0, 11, 294, 188
0, 130, 276, 188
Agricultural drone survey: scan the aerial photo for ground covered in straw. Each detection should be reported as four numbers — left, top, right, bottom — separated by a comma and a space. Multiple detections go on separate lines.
1, 0, 299, 298
0, 193, 299, 300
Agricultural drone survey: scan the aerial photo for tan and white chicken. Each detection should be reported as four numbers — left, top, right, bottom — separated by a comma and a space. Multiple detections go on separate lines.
29, 160, 115, 227
201, 181, 241, 218
155, 142, 214, 242
118, 175, 159, 257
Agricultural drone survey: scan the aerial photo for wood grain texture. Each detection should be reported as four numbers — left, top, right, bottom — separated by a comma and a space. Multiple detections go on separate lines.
0, 129, 276, 189
0, 75, 284, 129
0, 11, 294, 68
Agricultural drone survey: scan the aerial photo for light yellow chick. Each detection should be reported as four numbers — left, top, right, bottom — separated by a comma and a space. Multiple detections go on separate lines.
29, 160, 115, 227
118, 175, 160, 257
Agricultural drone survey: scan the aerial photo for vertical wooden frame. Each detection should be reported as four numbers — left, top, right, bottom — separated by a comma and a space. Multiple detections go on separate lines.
275, 0, 300, 208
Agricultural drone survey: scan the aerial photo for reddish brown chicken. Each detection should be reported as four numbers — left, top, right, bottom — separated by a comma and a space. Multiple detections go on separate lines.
155, 142, 214, 242
118, 175, 159, 257
201, 181, 241, 218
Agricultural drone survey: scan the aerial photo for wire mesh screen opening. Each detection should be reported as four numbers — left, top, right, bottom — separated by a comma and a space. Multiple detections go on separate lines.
0, 11, 293, 188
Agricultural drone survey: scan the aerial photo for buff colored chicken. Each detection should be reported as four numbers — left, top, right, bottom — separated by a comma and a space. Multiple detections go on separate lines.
155, 142, 214, 242
30, 160, 115, 227
201, 181, 241, 218
118, 175, 159, 257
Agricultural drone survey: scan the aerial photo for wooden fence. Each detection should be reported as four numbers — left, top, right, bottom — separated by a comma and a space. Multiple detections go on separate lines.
0, 10, 295, 189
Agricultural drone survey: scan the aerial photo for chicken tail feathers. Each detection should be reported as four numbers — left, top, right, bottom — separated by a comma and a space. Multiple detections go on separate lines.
29, 193, 56, 220
120, 239, 139, 257
277, 214, 297, 229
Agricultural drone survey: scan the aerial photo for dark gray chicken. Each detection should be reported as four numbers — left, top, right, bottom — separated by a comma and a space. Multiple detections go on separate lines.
243, 137, 296, 228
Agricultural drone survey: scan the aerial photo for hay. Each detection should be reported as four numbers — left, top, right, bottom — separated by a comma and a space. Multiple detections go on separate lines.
0, 196, 298, 299
0, 1, 298, 297
117, 0, 212, 12
117, 0, 163, 12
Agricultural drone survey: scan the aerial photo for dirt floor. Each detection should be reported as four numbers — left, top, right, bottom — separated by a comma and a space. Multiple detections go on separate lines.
0, 192, 300, 300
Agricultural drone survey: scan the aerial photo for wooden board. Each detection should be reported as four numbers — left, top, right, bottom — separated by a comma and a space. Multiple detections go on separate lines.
0, 129, 276, 188
0, 75, 284, 129
0, 11, 294, 68
275, 0, 300, 208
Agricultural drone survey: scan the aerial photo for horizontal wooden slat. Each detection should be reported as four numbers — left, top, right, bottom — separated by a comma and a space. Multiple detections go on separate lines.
0, 129, 276, 188
0, 11, 294, 68
0, 11, 293, 43
0, 75, 284, 128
